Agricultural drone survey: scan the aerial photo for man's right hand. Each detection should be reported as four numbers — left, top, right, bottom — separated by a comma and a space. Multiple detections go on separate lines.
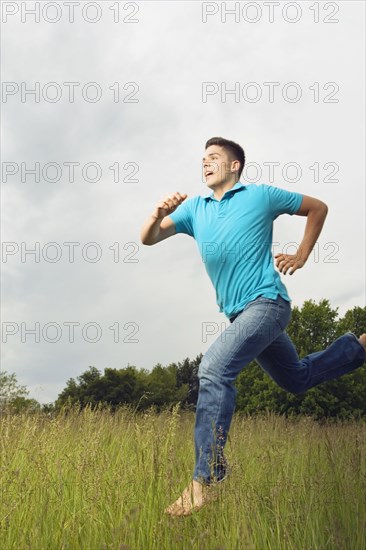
152, 192, 188, 220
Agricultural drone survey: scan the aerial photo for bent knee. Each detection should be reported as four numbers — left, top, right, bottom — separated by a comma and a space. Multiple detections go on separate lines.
198, 362, 220, 382
198, 358, 230, 385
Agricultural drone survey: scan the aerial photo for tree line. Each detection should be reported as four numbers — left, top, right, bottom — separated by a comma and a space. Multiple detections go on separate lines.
2, 299, 366, 420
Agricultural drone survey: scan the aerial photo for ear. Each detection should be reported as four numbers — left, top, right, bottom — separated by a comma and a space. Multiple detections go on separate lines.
230, 159, 240, 173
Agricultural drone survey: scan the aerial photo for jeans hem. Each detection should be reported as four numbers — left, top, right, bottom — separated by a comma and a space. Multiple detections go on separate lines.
192, 470, 229, 487
347, 332, 366, 357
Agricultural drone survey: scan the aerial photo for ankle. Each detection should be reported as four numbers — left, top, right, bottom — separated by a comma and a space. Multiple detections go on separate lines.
358, 333, 366, 351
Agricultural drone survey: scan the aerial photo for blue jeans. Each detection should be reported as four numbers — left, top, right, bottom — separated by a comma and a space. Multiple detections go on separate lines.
193, 294, 365, 485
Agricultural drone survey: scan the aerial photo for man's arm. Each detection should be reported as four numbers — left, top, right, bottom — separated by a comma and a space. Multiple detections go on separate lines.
275, 194, 328, 275
140, 192, 187, 245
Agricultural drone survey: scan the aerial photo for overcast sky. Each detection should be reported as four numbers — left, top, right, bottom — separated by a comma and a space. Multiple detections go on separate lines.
1, 1, 365, 404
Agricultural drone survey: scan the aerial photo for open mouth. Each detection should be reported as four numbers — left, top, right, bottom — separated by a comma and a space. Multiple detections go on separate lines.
205, 171, 214, 178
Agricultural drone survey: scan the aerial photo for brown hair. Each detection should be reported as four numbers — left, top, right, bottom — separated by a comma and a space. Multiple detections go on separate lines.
205, 137, 245, 180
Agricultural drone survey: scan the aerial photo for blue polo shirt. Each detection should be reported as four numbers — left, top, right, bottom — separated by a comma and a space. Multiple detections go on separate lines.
168, 182, 303, 319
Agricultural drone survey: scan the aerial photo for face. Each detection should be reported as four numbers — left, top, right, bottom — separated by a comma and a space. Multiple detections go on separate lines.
202, 145, 238, 188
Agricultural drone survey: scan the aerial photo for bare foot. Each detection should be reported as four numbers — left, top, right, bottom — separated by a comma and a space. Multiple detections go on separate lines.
358, 333, 366, 351
164, 480, 217, 517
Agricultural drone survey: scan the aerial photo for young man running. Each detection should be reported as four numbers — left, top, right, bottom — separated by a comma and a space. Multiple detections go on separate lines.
140, 137, 366, 517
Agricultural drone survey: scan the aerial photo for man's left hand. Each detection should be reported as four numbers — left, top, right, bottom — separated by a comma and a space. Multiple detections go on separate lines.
274, 252, 306, 275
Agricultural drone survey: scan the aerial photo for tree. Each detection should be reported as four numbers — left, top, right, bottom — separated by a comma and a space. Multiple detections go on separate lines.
145, 363, 188, 410
0, 371, 41, 413
92, 366, 147, 408
9, 396, 41, 414
56, 366, 101, 409
176, 354, 202, 406
335, 306, 366, 339
55, 365, 150, 411
0, 371, 28, 404
287, 299, 339, 356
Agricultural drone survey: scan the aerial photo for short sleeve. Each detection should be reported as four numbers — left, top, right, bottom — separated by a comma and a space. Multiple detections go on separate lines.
167, 198, 194, 237
266, 185, 303, 219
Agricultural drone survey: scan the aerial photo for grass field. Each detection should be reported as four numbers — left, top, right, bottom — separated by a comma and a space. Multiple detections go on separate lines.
1, 403, 365, 550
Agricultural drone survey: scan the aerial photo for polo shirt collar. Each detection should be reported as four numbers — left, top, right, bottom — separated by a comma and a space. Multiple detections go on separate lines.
203, 181, 246, 201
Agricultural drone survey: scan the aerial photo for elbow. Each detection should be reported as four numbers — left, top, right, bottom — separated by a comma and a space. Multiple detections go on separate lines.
140, 235, 154, 246
140, 233, 148, 246
306, 200, 328, 221
320, 201, 328, 217
312, 200, 328, 217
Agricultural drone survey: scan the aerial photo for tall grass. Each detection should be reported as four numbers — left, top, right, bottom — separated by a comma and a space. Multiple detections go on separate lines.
1, 404, 365, 549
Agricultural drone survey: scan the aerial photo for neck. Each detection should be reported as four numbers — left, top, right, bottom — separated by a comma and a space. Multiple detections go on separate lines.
211, 180, 238, 201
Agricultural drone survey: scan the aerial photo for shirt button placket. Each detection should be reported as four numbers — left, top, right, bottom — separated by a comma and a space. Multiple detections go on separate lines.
218, 198, 227, 218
